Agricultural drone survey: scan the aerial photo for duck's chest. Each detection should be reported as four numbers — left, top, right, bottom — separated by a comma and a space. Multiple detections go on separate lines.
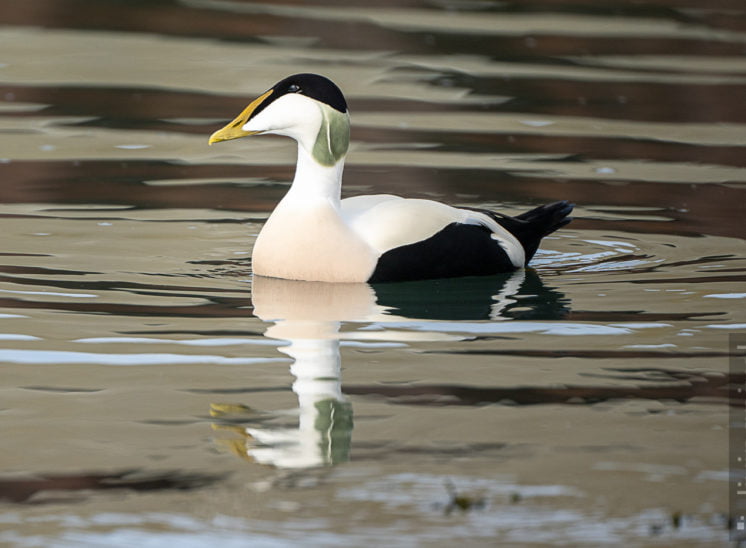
251, 203, 377, 282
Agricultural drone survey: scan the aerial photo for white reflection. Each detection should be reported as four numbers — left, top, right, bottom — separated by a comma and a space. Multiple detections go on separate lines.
219, 270, 558, 469
0, 349, 279, 366
244, 277, 382, 468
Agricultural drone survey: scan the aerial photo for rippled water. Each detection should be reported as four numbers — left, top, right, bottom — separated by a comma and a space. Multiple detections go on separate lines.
1, 1, 745, 546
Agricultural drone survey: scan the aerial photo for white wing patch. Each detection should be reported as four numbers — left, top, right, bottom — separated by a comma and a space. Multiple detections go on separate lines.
340, 195, 525, 268
462, 209, 525, 268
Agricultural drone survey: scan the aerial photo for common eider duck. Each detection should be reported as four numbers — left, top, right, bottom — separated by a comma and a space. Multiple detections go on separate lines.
209, 73, 573, 283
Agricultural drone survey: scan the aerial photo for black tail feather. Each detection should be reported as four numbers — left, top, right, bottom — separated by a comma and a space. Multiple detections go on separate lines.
482, 201, 574, 265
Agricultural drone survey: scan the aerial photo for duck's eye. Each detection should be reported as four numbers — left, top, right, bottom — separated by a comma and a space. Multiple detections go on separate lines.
287, 84, 301, 93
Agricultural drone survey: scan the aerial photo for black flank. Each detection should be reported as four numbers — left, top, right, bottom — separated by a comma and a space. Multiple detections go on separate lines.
368, 223, 516, 283
368, 201, 574, 283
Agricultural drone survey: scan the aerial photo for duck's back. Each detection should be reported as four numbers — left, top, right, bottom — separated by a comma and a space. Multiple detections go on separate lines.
341, 195, 527, 283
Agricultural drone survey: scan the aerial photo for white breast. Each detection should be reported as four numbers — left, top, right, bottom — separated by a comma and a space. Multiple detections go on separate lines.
252, 198, 378, 283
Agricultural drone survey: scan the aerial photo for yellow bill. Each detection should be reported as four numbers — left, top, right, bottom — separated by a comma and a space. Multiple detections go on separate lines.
208, 89, 273, 145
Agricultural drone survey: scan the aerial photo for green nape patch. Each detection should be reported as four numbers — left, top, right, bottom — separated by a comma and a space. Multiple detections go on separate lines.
312, 104, 350, 166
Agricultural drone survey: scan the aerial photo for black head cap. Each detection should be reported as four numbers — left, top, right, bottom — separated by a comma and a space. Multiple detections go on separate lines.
270, 73, 348, 113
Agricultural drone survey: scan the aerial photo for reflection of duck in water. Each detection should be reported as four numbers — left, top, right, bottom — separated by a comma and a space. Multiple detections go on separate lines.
213, 271, 568, 469
209, 73, 573, 283
372, 269, 570, 321
236, 280, 377, 469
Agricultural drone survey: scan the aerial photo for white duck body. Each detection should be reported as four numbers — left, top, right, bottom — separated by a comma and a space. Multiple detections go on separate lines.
209, 74, 572, 283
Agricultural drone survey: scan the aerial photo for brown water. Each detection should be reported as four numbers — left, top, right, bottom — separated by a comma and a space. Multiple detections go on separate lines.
1, 1, 745, 546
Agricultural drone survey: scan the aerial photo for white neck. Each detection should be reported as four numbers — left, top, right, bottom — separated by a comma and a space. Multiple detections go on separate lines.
250, 104, 375, 282
284, 143, 346, 207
